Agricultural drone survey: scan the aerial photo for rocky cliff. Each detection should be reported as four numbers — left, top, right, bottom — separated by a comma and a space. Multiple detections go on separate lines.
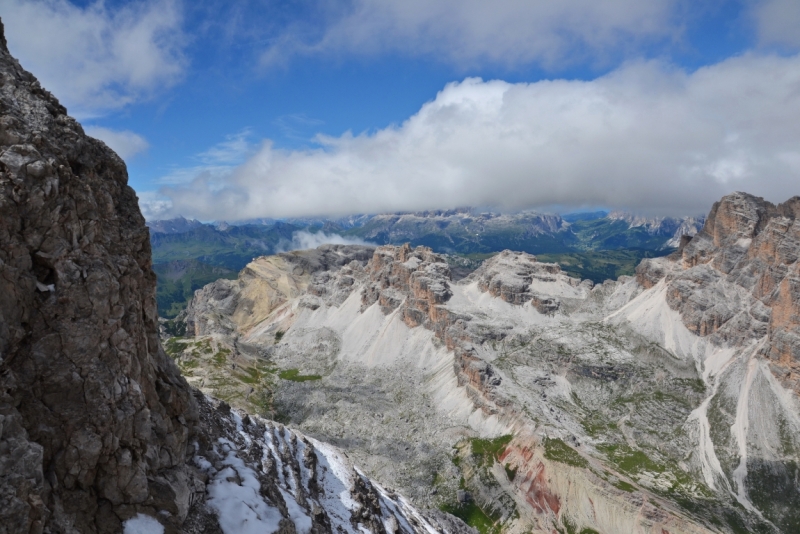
0, 20, 458, 534
0, 17, 197, 532
637, 192, 800, 391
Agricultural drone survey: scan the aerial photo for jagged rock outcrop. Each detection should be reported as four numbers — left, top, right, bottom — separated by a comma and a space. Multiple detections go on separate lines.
0, 21, 459, 534
361, 244, 454, 332
637, 192, 800, 392
0, 19, 197, 533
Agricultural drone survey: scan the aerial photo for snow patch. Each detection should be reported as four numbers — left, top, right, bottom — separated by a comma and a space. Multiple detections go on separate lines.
205, 440, 283, 534
122, 514, 164, 534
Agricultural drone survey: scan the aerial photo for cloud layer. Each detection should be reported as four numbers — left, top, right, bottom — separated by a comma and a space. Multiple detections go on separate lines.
2, 0, 185, 116
146, 52, 800, 220
275, 231, 373, 253
260, 0, 679, 69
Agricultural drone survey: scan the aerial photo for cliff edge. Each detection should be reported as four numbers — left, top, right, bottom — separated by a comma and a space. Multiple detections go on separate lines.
0, 17, 198, 533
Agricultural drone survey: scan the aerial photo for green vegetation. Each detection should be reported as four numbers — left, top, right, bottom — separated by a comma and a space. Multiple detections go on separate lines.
611, 479, 636, 493
470, 435, 512, 461
556, 517, 601, 534
543, 438, 589, 468
580, 413, 615, 439
439, 502, 500, 534
278, 368, 323, 382
153, 260, 238, 318
162, 317, 187, 337
274, 330, 284, 342
151, 212, 687, 318
163, 336, 190, 357
597, 443, 663, 475
151, 222, 304, 318
537, 249, 666, 284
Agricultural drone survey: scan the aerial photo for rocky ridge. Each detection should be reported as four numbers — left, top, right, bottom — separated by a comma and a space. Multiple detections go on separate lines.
0, 21, 464, 534
637, 192, 800, 390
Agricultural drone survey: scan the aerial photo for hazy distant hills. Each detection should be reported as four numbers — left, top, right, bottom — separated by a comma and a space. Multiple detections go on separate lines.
147, 210, 703, 316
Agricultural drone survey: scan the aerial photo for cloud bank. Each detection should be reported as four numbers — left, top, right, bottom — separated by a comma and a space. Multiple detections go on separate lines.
2, 0, 185, 116
145, 52, 800, 221
275, 231, 373, 253
260, 0, 678, 69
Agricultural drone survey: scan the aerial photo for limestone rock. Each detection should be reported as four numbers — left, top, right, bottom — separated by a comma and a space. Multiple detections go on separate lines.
637, 191, 800, 391
0, 18, 197, 533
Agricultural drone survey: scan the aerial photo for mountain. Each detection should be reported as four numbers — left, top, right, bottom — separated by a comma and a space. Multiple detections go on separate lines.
177, 192, 800, 533
149, 221, 307, 317
148, 210, 703, 317
147, 216, 206, 234
0, 21, 459, 534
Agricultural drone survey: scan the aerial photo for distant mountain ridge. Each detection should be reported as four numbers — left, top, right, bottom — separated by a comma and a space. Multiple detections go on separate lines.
147, 209, 704, 317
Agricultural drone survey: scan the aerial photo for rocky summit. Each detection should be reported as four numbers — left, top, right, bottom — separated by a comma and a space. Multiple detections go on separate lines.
0, 19, 466, 534
178, 195, 800, 533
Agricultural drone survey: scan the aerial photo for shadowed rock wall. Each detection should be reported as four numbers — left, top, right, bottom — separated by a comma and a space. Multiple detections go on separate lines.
0, 19, 197, 533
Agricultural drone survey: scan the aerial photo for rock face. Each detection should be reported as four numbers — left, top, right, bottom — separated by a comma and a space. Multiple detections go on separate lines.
185, 245, 374, 337
0, 21, 458, 534
0, 19, 196, 533
637, 192, 800, 392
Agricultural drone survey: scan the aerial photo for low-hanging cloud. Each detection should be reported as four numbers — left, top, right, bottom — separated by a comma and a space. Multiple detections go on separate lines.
274, 231, 373, 253
150, 53, 800, 220
2, 0, 185, 117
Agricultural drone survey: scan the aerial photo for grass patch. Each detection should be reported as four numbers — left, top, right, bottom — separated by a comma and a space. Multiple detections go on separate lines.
612, 479, 636, 492
163, 337, 187, 357
274, 330, 284, 342
557, 517, 601, 534
278, 368, 322, 382
544, 438, 589, 469
597, 443, 663, 475
212, 351, 228, 367
439, 502, 499, 534
504, 464, 518, 482
470, 435, 513, 460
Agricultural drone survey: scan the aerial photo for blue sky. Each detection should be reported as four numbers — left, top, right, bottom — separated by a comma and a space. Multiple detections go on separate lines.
3, 0, 800, 220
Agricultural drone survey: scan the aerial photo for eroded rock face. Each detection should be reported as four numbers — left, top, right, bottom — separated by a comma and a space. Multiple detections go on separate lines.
637, 192, 800, 392
185, 245, 374, 337
361, 244, 454, 331
0, 19, 198, 533
472, 251, 560, 306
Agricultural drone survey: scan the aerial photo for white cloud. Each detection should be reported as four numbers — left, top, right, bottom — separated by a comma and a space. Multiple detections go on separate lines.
153, 129, 255, 186
275, 231, 373, 253
151, 53, 800, 220
198, 130, 254, 165
261, 0, 679, 69
138, 190, 174, 220
751, 0, 800, 49
2, 0, 185, 117
84, 126, 149, 160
